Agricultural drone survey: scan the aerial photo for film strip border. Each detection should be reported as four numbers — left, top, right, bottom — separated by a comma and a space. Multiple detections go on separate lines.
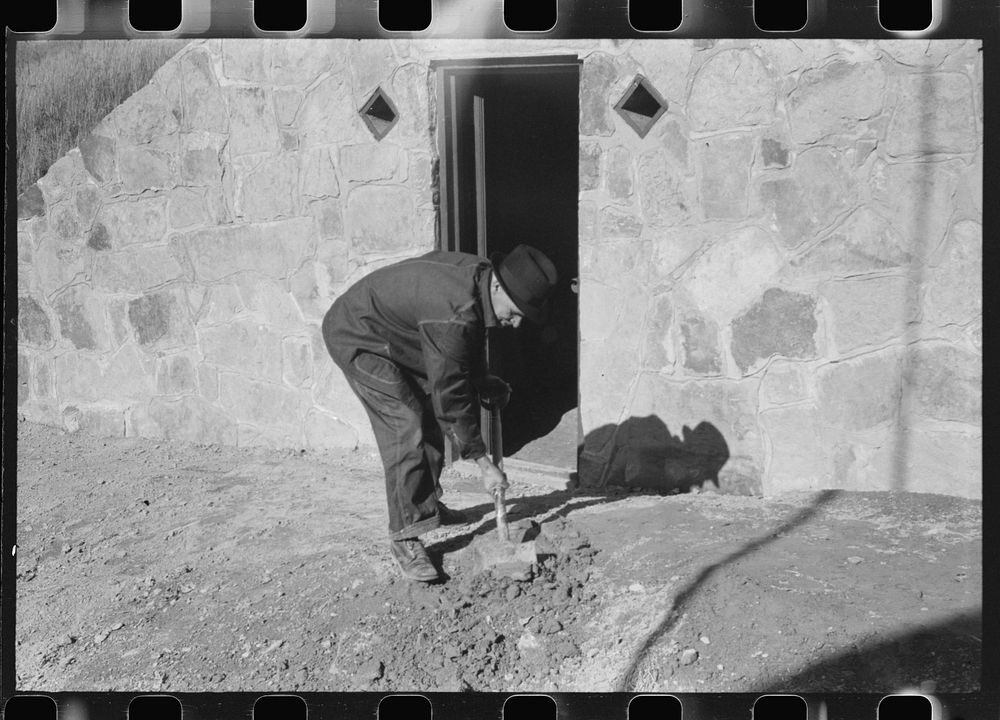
6, 0, 999, 38
3, 691, 997, 719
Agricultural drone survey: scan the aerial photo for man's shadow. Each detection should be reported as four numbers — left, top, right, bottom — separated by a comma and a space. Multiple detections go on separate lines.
427, 414, 732, 561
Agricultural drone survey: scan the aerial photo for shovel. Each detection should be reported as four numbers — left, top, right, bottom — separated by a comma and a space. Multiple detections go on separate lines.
472, 398, 538, 580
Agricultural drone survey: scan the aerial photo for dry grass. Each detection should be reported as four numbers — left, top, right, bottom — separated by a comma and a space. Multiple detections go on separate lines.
15, 39, 189, 194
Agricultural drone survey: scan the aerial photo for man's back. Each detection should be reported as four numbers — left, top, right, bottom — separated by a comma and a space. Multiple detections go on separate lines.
322, 250, 491, 380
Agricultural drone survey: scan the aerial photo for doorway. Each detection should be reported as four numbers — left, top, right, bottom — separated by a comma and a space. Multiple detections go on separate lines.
435, 56, 580, 472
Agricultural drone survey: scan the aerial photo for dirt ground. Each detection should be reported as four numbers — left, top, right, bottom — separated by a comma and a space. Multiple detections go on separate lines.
13, 419, 981, 694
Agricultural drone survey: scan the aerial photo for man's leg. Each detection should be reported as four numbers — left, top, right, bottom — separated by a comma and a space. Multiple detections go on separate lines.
346, 366, 441, 543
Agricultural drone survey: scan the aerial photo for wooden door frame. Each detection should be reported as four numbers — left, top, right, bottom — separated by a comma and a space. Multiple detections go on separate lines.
432, 55, 581, 254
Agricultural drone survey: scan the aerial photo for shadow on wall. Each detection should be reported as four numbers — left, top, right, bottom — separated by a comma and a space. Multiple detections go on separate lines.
577, 415, 741, 495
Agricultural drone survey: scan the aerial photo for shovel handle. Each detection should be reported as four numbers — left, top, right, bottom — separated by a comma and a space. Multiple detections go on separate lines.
489, 404, 510, 541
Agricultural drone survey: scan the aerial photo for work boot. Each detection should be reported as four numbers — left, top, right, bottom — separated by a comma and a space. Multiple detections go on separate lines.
389, 538, 439, 582
437, 501, 469, 526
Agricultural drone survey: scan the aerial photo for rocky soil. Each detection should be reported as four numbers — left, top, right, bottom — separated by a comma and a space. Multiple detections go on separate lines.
13, 419, 982, 693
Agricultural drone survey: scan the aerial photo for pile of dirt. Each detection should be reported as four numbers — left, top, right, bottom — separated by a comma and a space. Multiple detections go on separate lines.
325, 518, 600, 691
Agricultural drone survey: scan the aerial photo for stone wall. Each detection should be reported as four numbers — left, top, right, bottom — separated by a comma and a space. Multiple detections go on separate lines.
16, 39, 982, 498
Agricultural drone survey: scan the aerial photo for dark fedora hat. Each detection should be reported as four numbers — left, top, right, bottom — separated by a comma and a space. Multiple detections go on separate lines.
492, 244, 558, 324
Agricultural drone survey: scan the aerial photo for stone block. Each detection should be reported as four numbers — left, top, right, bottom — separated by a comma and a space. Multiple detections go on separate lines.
303, 408, 359, 450
628, 40, 694, 105
19, 184, 46, 220
699, 133, 753, 221
788, 60, 886, 143
183, 86, 229, 134
790, 207, 913, 277
731, 288, 818, 374
197, 363, 220, 401
180, 48, 218, 89
237, 423, 303, 450
86, 223, 111, 251
642, 294, 673, 370
872, 160, 962, 259
761, 360, 810, 406
905, 343, 980, 425
33, 230, 92, 298
53, 285, 109, 351
113, 84, 180, 145
346, 186, 425, 253
637, 147, 690, 229
301, 147, 340, 199
389, 62, 431, 145
107, 299, 133, 347
199, 320, 283, 381
119, 146, 173, 194
97, 197, 168, 248
236, 276, 303, 327
598, 206, 643, 238
148, 396, 238, 445
680, 313, 721, 375
895, 427, 981, 499
297, 74, 363, 147
156, 354, 198, 395
760, 136, 791, 169
755, 147, 854, 249
180, 217, 316, 282
79, 133, 116, 184
39, 151, 88, 205
272, 41, 339, 87
283, 336, 314, 387
55, 344, 156, 403
33, 355, 54, 399
93, 245, 184, 293
648, 224, 712, 280
168, 187, 211, 229
760, 404, 836, 492
581, 236, 653, 289
817, 347, 904, 430
340, 143, 401, 183
75, 186, 102, 227
50, 204, 82, 243
221, 40, 272, 82
606, 146, 633, 202
348, 40, 395, 100
77, 404, 127, 438
580, 142, 601, 192
227, 88, 280, 156
127, 288, 195, 351
218, 373, 310, 426
822, 276, 917, 354
200, 284, 247, 324
924, 220, 982, 327
885, 73, 977, 157
19, 296, 53, 347
237, 153, 299, 222
580, 53, 617, 136
681, 226, 783, 324
180, 135, 224, 186
688, 49, 776, 132
273, 87, 305, 127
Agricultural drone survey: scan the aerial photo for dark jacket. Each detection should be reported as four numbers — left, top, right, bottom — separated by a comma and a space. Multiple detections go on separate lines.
322, 251, 496, 460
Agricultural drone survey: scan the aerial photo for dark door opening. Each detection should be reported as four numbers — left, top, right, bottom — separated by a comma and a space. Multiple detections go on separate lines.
436, 57, 580, 472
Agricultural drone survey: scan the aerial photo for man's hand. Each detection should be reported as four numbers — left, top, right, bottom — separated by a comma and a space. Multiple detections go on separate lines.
476, 456, 508, 495
478, 374, 511, 411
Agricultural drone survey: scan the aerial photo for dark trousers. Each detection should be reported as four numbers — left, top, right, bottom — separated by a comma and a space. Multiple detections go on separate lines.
341, 352, 444, 540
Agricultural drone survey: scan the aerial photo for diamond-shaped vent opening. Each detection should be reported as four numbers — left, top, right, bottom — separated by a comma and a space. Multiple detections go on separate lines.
359, 87, 399, 141
614, 75, 668, 139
